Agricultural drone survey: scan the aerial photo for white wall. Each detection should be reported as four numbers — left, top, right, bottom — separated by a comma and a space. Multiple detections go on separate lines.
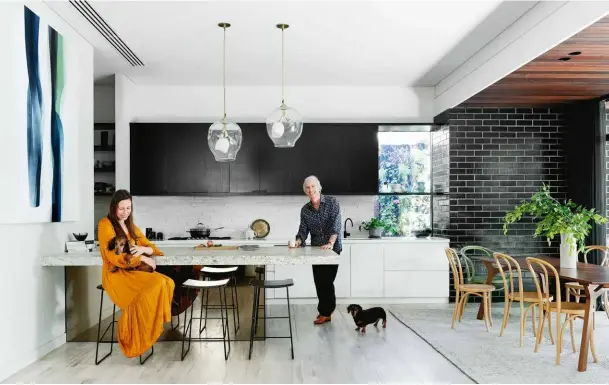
130, 85, 434, 124
0, 2, 93, 381
133, 195, 373, 241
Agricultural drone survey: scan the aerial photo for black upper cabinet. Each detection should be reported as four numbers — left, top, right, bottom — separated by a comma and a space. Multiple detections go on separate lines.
130, 124, 169, 195
258, 123, 378, 194
130, 122, 379, 195
130, 123, 229, 195
229, 124, 263, 193
164, 124, 229, 194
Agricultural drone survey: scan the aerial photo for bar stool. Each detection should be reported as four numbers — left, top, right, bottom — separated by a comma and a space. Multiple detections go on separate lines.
200, 266, 240, 334
95, 284, 153, 365
181, 278, 231, 361
255, 266, 265, 280
248, 279, 294, 360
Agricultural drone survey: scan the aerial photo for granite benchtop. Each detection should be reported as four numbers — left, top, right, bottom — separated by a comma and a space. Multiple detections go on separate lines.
42, 246, 340, 266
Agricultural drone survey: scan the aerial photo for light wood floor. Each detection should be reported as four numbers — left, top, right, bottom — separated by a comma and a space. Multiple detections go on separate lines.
4, 303, 474, 384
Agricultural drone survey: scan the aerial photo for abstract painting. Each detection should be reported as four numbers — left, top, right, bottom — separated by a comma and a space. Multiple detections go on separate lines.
0, 5, 78, 223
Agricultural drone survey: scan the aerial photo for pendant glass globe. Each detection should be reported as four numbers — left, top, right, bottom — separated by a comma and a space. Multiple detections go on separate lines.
207, 118, 242, 162
266, 103, 303, 147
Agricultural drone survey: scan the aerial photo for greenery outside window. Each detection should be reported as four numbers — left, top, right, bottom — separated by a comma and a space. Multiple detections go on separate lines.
375, 127, 433, 236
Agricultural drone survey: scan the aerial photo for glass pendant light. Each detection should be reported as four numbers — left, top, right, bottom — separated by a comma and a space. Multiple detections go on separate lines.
208, 22, 242, 162
266, 24, 303, 148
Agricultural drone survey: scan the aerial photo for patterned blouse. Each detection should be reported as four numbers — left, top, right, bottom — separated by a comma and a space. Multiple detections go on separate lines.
296, 195, 342, 253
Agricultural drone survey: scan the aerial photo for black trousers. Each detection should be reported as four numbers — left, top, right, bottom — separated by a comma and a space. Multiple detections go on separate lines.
312, 264, 339, 317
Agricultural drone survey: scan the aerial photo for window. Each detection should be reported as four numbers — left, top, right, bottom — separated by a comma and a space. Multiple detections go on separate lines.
375, 129, 432, 236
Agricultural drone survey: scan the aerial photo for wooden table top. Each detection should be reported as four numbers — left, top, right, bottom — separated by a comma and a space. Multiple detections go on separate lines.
481, 255, 609, 286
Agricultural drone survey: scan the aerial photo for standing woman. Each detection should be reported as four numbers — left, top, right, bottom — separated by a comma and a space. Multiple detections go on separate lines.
291, 175, 342, 325
97, 189, 174, 358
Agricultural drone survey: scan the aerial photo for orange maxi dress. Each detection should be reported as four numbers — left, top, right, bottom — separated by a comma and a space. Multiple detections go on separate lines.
97, 217, 175, 358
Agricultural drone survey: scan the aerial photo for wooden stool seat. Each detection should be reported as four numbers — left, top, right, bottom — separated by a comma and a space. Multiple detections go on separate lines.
460, 284, 495, 292
548, 301, 589, 315
508, 291, 554, 303
565, 282, 584, 290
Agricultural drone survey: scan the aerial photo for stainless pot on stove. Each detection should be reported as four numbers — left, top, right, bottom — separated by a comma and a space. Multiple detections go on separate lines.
187, 222, 224, 238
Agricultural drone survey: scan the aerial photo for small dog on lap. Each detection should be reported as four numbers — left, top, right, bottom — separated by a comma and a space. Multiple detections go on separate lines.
347, 304, 387, 333
107, 235, 154, 273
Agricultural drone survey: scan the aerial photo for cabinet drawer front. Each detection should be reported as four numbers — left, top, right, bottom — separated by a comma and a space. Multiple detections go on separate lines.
384, 271, 448, 298
384, 243, 448, 271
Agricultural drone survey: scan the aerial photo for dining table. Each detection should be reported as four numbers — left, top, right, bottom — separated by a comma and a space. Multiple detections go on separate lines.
478, 255, 609, 372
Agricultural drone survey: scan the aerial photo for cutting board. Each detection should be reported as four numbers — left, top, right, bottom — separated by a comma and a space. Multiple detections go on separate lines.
194, 245, 239, 251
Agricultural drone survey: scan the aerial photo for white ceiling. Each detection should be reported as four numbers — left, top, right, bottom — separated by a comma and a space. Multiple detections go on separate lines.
46, 1, 536, 87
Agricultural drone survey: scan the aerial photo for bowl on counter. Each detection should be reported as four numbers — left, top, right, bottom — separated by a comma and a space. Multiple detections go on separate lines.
73, 232, 88, 241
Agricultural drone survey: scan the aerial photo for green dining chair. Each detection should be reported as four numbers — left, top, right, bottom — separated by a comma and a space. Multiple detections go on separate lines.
459, 246, 505, 293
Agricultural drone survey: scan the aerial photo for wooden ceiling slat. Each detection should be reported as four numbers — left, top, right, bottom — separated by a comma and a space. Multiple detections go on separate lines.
465, 15, 609, 106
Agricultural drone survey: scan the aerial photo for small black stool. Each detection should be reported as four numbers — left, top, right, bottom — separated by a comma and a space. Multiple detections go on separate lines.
95, 285, 153, 365
181, 278, 231, 361
201, 266, 240, 334
248, 279, 294, 360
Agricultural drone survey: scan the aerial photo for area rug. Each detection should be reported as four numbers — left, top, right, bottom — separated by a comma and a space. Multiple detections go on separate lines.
388, 304, 609, 384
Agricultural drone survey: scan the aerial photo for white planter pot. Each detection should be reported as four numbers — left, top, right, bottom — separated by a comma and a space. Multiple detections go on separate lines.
559, 233, 578, 269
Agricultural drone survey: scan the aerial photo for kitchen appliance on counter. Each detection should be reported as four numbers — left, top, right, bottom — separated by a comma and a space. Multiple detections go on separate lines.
187, 222, 225, 239
168, 236, 232, 241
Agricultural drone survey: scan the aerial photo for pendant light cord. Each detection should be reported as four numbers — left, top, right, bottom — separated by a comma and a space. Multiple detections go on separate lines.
223, 24, 227, 120
281, 25, 285, 105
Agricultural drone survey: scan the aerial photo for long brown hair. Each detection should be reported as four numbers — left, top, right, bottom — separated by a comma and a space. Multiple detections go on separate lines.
107, 189, 138, 241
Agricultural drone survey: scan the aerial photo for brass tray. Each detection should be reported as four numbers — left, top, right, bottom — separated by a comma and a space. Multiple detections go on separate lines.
251, 219, 270, 238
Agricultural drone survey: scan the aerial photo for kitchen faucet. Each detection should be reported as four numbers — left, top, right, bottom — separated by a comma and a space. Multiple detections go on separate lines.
343, 217, 353, 238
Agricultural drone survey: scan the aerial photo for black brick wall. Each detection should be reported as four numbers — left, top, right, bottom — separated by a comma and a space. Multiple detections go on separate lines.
440, 106, 568, 302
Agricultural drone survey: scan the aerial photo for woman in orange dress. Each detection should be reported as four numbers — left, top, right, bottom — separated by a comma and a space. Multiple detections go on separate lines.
97, 189, 174, 358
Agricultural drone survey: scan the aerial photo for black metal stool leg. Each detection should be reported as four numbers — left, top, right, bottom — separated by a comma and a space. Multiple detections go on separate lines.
202, 283, 210, 333
139, 345, 154, 365
171, 313, 180, 331
286, 287, 294, 359
221, 286, 231, 360
181, 288, 193, 360
232, 273, 240, 333
95, 289, 114, 365
254, 286, 262, 333
248, 285, 259, 360
199, 289, 209, 334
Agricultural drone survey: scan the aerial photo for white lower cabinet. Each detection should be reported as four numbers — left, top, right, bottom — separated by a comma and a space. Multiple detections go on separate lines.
268, 239, 449, 303
350, 244, 384, 298
384, 270, 448, 298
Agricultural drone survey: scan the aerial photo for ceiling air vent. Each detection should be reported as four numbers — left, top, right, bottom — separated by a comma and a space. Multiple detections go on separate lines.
69, 0, 144, 67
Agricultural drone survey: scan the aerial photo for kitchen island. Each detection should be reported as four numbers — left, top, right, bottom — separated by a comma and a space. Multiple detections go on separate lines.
150, 236, 450, 305
42, 245, 340, 266
44, 245, 340, 343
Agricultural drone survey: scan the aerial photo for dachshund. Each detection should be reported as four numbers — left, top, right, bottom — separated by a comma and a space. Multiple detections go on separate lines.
107, 235, 153, 273
347, 304, 387, 333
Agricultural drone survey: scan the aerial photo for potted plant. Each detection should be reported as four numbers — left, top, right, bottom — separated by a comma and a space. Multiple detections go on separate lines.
503, 184, 607, 269
360, 218, 393, 238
